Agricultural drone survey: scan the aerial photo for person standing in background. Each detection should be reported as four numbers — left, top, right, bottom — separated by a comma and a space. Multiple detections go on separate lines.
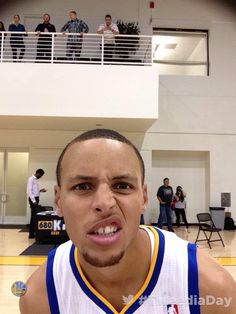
0, 21, 6, 58
35, 13, 56, 61
97, 14, 119, 60
27, 169, 46, 238
173, 186, 190, 232
8, 15, 26, 61
157, 177, 174, 232
61, 10, 89, 61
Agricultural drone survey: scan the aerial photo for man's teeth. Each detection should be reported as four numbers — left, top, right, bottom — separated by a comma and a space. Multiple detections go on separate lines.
95, 225, 118, 235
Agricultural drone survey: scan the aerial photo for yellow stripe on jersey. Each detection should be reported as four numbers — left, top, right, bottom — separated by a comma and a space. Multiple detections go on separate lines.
120, 226, 159, 313
73, 226, 159, 314
74, 247, 119, 313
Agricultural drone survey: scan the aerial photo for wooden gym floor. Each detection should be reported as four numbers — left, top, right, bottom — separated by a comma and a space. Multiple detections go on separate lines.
0, 226, 235, 313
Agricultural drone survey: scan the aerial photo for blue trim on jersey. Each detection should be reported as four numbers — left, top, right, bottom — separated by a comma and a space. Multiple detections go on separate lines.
69, 245, 114, 314
188, 243, 200, 314
46, 248, 60, 314
125, 227, 165, 314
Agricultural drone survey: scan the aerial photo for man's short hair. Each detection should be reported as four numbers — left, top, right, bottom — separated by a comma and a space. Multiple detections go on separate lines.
43, 13, 50, 19
36, 169, 45, 176
163, 177, 169, 182
56, 129, 145, 186
13, 14, 20, 19
70, 11, 77, 15
105, 14, 112, 19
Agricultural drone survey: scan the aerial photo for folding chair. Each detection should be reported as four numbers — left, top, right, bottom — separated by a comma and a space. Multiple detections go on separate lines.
195, 213, 225, 249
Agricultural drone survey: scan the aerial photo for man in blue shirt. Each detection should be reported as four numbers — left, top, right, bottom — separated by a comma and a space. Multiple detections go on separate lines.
157, 177, 174, 232
61, 10, 89, 61
8, 15, 26, 61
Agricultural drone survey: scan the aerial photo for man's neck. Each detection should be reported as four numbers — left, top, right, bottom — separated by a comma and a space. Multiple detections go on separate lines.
79, 228, 151, 293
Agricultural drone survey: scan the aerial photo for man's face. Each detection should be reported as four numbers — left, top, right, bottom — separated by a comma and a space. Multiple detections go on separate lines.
69, 12, 77, 20
13, 16, 20, 24
105, 17, 112, 26
55, 139, 147, 268
36, 173, 43, 179
43, 14, 50, 23
164, 179, 169, 187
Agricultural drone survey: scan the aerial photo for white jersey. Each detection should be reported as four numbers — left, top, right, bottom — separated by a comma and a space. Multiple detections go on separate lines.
46, 226, 200, 314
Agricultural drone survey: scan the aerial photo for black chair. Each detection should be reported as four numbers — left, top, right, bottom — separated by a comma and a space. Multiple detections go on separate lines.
195, 213, 225, 249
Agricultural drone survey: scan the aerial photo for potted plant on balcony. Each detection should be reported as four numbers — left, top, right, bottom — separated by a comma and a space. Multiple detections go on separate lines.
115, 20, 140, 59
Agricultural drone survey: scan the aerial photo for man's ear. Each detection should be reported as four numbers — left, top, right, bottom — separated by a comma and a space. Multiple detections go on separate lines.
54, 185, 63, 217
142, 184, 148, 213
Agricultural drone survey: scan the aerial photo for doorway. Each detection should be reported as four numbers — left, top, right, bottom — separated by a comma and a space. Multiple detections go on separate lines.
0, 150, 29, 224
151, 150, 209, 223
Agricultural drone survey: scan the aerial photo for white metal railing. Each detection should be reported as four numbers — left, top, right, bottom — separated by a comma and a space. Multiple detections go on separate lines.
0, 32, 153, 66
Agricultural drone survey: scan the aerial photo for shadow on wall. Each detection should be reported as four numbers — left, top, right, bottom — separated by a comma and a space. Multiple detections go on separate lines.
1, 0, 236, 11
0, 0, 30, 10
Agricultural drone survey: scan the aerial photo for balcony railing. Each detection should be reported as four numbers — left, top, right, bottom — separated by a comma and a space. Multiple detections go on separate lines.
0, 32, 153, 66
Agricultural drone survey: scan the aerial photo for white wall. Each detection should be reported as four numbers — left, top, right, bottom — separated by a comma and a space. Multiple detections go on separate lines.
0, 63, 159, 120
0, 0, 140, 33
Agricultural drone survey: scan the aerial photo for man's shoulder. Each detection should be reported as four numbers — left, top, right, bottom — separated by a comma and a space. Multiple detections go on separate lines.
19, 262, 50, 314
197, 249, 236, 313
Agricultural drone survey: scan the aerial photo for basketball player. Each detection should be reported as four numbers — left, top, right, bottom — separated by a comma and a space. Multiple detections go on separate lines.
20, 129, 236, 313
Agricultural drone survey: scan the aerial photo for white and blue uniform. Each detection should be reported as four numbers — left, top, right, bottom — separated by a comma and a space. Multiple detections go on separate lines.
46, 226, 200, 314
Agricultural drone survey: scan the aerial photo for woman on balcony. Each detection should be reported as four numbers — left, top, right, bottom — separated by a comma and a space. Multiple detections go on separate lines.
8, 15, 26, 62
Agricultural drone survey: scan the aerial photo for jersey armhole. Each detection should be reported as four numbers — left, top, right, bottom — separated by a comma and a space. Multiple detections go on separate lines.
46, 248, 60, 314
188, 243, 200, 314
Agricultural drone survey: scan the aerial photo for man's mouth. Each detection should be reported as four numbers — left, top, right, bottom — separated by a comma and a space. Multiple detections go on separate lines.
87, 217, 122, 245
90, 224, 119, 236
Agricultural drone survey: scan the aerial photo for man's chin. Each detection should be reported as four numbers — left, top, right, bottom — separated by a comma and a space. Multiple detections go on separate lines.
82, 250, 125, 268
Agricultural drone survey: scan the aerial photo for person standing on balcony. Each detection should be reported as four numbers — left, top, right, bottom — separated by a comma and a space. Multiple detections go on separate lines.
35, 13, 56, 62
0, 21, 6, 59
8, 15, 26, 62
61, 10, 89, 61
97, 14, 119, 61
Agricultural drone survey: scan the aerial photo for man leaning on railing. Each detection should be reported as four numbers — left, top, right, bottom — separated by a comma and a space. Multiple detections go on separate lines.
97, 14, 119, 61
35, 13, 56, 62
61, 10, 89, 61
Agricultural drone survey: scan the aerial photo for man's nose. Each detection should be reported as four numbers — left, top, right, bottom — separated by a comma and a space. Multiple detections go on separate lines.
92, 184, 116, 213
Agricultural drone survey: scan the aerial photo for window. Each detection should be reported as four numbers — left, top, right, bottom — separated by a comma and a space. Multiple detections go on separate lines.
153, 28, 209, 76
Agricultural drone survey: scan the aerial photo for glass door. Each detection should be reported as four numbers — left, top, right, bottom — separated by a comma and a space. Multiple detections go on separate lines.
0, 150, 29, 224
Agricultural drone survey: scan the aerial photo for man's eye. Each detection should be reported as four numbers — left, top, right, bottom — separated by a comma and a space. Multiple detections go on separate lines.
113, 183, 131, 190
73, 183, 91, 190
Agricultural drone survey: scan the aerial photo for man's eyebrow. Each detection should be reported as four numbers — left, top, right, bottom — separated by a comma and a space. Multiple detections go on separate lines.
68, 175, 95, 182
112, 175, 138, 182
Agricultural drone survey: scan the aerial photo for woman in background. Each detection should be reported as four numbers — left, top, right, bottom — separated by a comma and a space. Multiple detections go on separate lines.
174, 186, 190, 232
